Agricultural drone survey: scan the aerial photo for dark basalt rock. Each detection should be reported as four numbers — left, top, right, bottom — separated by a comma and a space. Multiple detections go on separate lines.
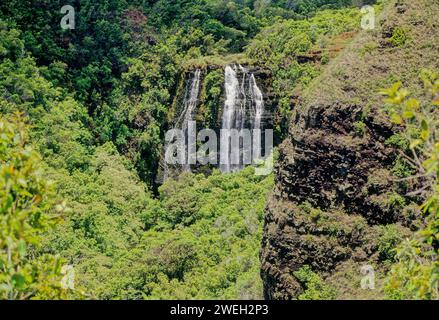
260, 0, 438, 300
277, 103, 398, 224
260, 101, 404, 299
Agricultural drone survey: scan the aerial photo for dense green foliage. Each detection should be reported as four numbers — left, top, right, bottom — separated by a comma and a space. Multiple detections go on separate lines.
245, 6, 364, 139
381, 72, 439, 300
294, 265, 337, 300
1, 0, 284, 297
44, 164, 272, 299
0, 115, 66, 299
1, 0, 363, 185
5, 0, 434, 301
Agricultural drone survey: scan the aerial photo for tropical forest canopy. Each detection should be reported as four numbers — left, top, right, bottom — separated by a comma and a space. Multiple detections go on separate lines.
0, 0, 437, 300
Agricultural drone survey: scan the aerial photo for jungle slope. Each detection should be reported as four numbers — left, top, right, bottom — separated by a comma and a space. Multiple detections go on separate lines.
261, 0, 439, 300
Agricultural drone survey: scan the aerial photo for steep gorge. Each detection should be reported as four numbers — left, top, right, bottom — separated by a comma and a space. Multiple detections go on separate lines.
261, 0, 439, 299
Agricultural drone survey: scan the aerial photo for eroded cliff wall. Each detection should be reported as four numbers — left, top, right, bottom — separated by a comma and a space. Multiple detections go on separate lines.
261, 0, 439, 299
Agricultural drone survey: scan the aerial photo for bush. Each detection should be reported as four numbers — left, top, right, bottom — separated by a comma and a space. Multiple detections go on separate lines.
381, 71, 439, 300
389, 27, 409, 47
0, 115, 67, 299
294, 266, 337, 300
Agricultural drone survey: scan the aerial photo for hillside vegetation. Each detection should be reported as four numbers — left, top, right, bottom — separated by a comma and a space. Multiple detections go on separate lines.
0, 0, 437, 300
261, 0, 438, 300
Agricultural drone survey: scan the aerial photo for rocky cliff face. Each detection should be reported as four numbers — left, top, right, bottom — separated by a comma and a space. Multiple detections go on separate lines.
261, 0, 439, 299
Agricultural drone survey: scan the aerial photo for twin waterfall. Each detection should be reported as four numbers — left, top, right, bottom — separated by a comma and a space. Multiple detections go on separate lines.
220, 65, 265, 173
170, 64, 265, 175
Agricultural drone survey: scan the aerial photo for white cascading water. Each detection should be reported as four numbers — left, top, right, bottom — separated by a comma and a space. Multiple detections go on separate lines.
164, 69, 201, 179
220, 64, 265, 173
250, 73, 264, 160
181, 69, 201, 171
237, 64, 247, 131
165, 65, 264, 178
220, 65, 240, 173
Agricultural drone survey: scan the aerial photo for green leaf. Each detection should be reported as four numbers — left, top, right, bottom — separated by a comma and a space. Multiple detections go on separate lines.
391, 113, 403, 125
402, 110, 414, 119
405, 98, 420, 110
3, 194, 13, 211
11, 274, 26, 290
18, 240, 27, 258
421, 120, 429, 141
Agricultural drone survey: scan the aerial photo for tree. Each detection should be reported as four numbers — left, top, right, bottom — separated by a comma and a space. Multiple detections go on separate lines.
381, 71, 439, 300
0, 114, 67, 299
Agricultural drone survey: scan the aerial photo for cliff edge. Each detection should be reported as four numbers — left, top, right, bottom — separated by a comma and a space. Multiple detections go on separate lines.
261, 0, 439, 299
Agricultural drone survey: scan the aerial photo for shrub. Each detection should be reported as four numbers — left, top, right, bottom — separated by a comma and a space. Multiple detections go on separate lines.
0, 115, 67, 299
389, 27, 409, 47
294, 266, 337, 300
381, 70, 439, 300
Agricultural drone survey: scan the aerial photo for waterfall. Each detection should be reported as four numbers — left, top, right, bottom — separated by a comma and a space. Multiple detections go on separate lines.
220, 64, 265, 173
181, 69, 202, 133
237, 64, 247, 131
220, 66, 240, 173
164, 65, 265, 179
181, 69, 201, 172
250, 73, 264, 160
164, 69, 201, 180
